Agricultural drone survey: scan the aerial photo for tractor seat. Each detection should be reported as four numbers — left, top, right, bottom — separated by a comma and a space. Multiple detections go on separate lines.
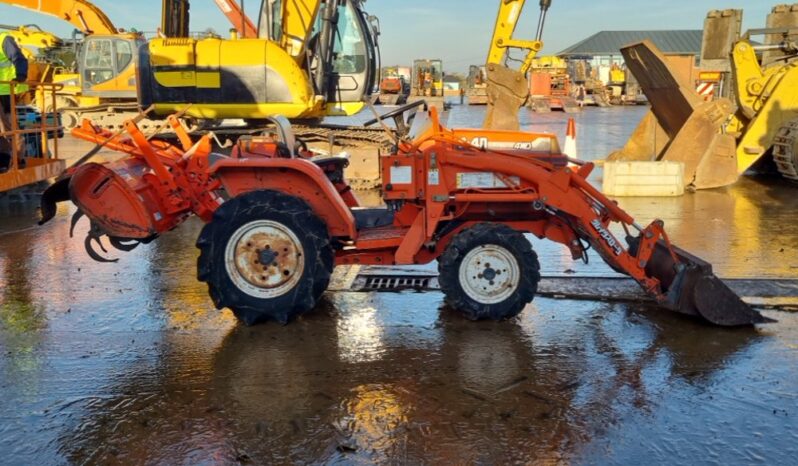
310, 154, 349, 171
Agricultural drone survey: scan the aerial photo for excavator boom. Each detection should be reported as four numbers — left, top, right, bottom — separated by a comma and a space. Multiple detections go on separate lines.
1, 0, 117, 35
212, 0, 257, 38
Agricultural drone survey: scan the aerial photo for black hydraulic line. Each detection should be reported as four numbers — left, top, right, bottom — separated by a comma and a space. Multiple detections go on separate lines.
535, 0, 552, 41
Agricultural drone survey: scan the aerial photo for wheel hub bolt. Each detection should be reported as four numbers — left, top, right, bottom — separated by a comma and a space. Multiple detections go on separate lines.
259, 249, 278, 266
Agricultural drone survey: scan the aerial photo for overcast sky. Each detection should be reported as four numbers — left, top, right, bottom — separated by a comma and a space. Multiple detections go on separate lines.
0, 0, 776, 71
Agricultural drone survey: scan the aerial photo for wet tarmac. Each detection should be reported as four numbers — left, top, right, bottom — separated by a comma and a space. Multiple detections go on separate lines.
1, 104, 798, 464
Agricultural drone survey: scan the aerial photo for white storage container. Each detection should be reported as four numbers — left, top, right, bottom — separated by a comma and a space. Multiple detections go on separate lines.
602, 161, 685, 197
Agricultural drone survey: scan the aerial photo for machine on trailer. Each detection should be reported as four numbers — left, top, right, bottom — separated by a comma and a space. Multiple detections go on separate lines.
40, 102, 767, 327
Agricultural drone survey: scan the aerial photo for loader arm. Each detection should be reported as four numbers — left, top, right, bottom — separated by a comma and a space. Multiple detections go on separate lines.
1, 0, 118, 35
483, 0, 550, 130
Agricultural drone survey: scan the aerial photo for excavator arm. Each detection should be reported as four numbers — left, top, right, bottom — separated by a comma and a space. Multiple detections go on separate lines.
211, 0, 257, 38
161, 0, 191, 38
1, 0, 117, 35
484, 0, 551, 130
272, 0, 323, 58
487, 0, 545, 73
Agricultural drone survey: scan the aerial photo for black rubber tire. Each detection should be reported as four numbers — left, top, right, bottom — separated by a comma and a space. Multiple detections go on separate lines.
196, 190, 334, 325
438, 223, 540, 321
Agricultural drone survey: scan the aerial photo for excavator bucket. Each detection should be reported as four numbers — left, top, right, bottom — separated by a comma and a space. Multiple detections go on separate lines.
483, 63, 530, 131
608, 40, 739, 189
628, 236, 770, 326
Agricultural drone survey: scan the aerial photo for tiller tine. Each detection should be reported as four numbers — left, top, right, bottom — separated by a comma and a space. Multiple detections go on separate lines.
629, 237, 772, 326
39, 176, 72, 225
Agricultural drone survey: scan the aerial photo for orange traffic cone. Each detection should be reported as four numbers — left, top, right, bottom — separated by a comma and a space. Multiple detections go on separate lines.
564, 117, 577, 165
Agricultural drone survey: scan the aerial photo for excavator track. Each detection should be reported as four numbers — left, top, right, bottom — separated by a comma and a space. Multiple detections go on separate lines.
292, 124, 396, 150
772, 119, 798, 182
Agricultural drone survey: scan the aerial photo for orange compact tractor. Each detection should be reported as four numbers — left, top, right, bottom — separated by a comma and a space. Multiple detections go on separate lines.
40, 102, 767, 326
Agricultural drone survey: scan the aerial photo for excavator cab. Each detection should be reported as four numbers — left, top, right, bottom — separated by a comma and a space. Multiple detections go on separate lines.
323, 0, 379, 114
78, 34, 144, 98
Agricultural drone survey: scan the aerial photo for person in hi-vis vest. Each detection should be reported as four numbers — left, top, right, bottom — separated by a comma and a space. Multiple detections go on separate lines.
0, 32, 29, 173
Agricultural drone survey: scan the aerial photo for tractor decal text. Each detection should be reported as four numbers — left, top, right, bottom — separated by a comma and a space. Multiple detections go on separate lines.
590, 219, 623, 256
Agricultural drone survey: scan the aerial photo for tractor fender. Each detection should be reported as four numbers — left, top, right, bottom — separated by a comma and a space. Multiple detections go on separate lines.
210, 158, 357, 239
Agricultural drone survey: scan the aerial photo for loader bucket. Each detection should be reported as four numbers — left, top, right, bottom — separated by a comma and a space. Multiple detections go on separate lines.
628, 236, 770, 326
608, 40, 740, 189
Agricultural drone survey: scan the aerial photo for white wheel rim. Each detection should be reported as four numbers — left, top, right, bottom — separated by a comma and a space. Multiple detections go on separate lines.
458, 244, 520, 304
224, 220, 305, 299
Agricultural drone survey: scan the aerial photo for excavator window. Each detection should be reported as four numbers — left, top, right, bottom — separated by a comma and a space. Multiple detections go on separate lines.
257, 0, 282, 42
83, 38, 115, 85
332, 2, 366, 74
115, 40, 133, 71
81, 37, 138, 87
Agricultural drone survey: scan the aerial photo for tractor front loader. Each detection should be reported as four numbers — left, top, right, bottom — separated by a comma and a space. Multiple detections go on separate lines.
40, 105, 768, 327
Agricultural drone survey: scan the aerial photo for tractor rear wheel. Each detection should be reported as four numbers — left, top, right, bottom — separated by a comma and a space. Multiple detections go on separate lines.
439, 223, 540, 321
197, 190, 334, 325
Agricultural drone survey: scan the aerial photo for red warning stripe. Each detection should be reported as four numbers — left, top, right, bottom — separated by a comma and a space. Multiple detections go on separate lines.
696, 82, 715, 96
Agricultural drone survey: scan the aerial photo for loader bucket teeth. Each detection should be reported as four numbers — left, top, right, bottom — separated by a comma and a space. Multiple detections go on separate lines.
628, 236, 770, 326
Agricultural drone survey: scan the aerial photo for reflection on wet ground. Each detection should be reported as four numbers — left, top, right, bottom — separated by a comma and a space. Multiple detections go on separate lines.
2, 105, 798, 463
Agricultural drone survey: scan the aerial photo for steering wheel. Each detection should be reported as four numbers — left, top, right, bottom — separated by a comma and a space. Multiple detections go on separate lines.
364, 99, 427, 137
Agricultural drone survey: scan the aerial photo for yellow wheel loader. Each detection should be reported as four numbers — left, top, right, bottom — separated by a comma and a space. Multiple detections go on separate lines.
609, 6, 798, 188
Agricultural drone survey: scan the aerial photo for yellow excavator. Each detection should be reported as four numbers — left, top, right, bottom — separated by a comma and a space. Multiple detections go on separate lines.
483, 0, 551, 130
0, 24, 72, 104
139, 0, 380, 121
0, 0, 145, 128
610, 5, 798, 188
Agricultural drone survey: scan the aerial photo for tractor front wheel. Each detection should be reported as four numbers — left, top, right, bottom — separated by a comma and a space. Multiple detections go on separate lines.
197, 190, 334, 325
439, 223, 540, 320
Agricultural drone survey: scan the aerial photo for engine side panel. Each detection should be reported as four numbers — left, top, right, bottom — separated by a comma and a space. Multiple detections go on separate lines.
138, 38, 322, 119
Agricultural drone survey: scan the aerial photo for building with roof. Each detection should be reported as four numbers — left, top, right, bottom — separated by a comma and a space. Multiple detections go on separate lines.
558, 30, 703, 59
557, 30, 703, 88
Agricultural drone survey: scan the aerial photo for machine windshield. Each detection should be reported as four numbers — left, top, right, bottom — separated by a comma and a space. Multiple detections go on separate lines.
332, 2, 367, 73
